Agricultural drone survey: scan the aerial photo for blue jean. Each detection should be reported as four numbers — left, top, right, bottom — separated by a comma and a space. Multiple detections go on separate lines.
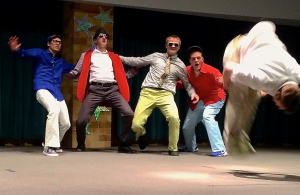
182, 99, 226, 152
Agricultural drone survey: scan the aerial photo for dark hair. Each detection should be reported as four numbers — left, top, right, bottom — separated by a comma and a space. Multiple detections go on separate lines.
281, 85, 300, 114
93, 27, 108, 40
187, 46, 203, 59
47, 35, 61, 43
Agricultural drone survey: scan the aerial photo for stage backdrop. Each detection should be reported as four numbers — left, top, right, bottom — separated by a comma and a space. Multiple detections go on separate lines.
1, 2, 300, 147
112, 7, 300, 146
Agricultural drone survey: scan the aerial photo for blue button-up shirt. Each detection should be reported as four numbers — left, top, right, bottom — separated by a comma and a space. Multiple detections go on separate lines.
17, 48, 75, 101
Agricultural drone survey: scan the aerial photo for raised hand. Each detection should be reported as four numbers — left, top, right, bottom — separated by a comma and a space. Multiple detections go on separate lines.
8, 36, 21, 51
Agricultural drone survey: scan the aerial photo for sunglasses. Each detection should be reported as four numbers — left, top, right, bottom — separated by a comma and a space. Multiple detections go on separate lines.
168, 42, 179, 47
98, 33, 109, 39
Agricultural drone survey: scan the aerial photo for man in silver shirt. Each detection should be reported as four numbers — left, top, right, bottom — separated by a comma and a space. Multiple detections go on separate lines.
120, 35, 199, 156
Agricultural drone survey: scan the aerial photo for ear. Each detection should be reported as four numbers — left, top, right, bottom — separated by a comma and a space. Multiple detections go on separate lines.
47, 42, 50, 47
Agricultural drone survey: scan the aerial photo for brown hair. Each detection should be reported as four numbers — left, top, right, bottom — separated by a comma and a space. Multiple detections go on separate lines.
281, 84, 300, 114
165, 35, 181, 46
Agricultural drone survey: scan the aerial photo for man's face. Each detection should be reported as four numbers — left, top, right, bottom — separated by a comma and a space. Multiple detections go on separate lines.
95, 33, 109, 49
166, 38, 180, 56
273, 91, 286, 110
48, 38, 61, 54
190, 51, 204, 72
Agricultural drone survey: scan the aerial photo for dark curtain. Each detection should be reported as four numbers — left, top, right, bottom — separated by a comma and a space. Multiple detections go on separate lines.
0, 0, 63, 141
113, 7, 300, 146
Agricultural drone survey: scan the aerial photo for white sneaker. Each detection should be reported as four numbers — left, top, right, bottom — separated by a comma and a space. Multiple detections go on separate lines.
43, 147, 59, 157
42, 142, 63, 153
55, 148, 63, 153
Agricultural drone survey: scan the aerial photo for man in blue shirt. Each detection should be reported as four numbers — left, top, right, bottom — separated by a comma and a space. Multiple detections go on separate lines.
8, 35, 75, 157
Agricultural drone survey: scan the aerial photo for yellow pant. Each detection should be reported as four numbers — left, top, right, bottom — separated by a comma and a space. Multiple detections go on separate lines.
132, 88, 180, 151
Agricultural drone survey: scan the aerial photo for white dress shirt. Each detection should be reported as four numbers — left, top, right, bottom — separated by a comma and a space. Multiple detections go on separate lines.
89, 49, 116, 83
231, 21, 300, 96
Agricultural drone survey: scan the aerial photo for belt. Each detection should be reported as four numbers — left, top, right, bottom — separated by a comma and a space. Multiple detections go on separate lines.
147, 87, 165, 91
91, 82, 117, 87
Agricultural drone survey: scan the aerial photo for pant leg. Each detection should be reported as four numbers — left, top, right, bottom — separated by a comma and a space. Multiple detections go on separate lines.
156, 90, 180, 152
223, 35, 261, 155
58, 100, 71, 143
202, 99, 226, 152
105, 85, 134, 142
76, 85, 105, 147
224, 81, 261, 154
182, 101, 205, 152
131, 88, 156, 139
36, 89, 60, 148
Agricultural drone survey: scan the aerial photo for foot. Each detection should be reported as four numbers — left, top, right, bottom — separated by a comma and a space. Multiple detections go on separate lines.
178, 146, 198, 152
118, 143, 137, 153
224, 130, 256, 156
43, 147, 59, 157
55, 148, 63, 153
76, 144, 86, 152
211, 150, 228, 157
168, 150, 179, 156
138, 135, 148, 150
42, 142, 63, 153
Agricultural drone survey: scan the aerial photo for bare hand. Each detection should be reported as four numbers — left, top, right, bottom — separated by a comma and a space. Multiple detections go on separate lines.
216, 75, 223, 84
191, 93, 199, 104
8, 36, 21, 51
261, 91, 267, 97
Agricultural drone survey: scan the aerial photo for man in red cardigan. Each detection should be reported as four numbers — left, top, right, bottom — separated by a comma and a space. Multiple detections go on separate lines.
68, 28, 136, 153
177, 46, 227, 156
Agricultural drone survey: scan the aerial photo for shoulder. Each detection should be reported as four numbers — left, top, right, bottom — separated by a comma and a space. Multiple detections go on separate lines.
203, 63, 220, 73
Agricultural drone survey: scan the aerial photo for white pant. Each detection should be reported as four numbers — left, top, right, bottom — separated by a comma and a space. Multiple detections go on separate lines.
36, 89, 71, 147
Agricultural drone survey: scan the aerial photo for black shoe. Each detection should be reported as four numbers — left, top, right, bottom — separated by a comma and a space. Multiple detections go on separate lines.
76, 145, 86, 152
138, 135, 148, 150
168, 150, 179, 156
118, 143, 137, 153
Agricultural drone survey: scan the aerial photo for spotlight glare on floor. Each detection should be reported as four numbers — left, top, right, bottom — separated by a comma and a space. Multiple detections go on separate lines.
155, 172, 211, 182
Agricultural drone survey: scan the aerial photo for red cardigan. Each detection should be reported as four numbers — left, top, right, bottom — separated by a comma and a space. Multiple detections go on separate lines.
77, 49, 130, 102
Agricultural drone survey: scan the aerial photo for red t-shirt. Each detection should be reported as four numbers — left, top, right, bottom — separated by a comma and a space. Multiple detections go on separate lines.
177, 63, 226, 111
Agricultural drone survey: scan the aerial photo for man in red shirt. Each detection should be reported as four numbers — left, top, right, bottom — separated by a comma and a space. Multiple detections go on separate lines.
178, 46, 227, 156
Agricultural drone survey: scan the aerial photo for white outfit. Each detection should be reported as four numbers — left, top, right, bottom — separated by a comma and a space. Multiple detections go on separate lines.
231, 21, 300, 96
223, 21, 300, 155
36, 89, 71, 147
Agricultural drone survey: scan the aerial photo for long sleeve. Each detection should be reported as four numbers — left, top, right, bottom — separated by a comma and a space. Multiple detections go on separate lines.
177, 67, 195, 96
67, 52, 85, 78
16, 48, 43, 61
119, 53, 157, 67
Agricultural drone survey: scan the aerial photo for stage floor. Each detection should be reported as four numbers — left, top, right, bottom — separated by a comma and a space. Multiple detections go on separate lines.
1, 145, 300, 195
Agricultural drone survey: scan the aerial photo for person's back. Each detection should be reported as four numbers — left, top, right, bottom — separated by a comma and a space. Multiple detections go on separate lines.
231, 21, 300, 96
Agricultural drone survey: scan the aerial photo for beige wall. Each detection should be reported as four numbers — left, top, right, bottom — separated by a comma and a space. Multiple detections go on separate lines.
61, 1, 114, 148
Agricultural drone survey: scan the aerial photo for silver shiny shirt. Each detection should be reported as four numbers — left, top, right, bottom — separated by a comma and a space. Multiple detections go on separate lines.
120, 52, 195, 96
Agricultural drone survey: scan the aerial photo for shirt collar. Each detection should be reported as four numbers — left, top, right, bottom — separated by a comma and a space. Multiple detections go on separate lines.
94, 49, 108, 54
165, 53, 177, 60
200, 63, 208, 73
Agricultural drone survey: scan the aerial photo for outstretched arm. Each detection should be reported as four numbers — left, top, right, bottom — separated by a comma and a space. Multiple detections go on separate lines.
8, 36, 21, 51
